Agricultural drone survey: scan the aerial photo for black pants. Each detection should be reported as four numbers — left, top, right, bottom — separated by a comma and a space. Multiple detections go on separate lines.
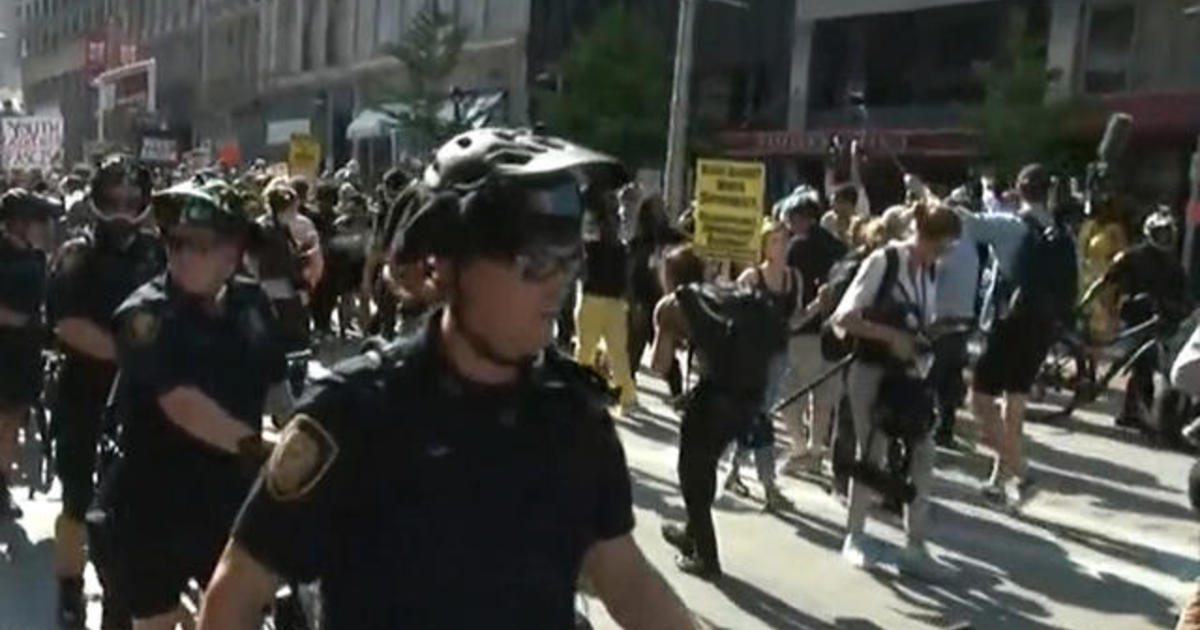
54, 388, 107, 521
678, 386, 751, 570
1124, 338, 1157, 422
930, 331, 970, 438
830, 394, 856, 496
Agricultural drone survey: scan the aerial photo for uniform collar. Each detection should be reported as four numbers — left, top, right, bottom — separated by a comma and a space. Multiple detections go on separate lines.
410, 309, 554, 396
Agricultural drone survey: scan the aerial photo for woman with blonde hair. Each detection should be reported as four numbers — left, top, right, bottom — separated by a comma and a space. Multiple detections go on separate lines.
723, 219, 821, 512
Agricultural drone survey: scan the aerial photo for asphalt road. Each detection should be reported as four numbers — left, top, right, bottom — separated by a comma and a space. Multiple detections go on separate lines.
1, 349, 1196, 630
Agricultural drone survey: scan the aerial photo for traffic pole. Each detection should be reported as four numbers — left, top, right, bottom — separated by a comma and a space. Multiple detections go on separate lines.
663, 0, 697, 220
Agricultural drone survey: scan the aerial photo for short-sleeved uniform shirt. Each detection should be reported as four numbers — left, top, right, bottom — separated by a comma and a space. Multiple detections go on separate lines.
233, 315, 635, 629
0, 234, 49, 406
106, 274, 286, 524
46, 229, 164, 404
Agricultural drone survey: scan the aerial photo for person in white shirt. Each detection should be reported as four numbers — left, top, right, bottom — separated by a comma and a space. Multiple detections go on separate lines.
830, 202, 961, 578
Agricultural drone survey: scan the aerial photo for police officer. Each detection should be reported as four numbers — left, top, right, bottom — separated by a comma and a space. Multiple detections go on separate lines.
0, 189, 61, 519
46, 154, 165, 628
198, 129, 701, 630
1080, 207, 1190, 428
100, 180, 286, 630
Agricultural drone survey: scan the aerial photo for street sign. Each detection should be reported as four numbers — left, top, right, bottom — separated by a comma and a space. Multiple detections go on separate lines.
1, 116, 64, 171
692, 158, 765, 265
288, 134, 321, 179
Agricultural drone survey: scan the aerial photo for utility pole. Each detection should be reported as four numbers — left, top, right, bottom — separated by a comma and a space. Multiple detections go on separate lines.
663, 0, 697, 219
1184, 135, 1200, 296
196, 0, 209, 148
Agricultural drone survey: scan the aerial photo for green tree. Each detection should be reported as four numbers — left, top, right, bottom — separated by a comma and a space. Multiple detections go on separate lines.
538, 6, 669, 168
965, 18, 1088, 179
373, 2, 468, 150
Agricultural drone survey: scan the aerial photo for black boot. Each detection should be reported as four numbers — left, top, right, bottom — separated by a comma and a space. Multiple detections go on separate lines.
58, 576, 86, 628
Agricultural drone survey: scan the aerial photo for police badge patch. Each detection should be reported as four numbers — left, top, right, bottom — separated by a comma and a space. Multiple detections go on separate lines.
266, 414, 339, 501
126, 310, 160, 346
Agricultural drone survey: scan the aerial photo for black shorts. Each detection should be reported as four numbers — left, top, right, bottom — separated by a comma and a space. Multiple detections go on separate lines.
973, 315, 1054, 396
110, 511, 231, 618
0, 335, 41, 410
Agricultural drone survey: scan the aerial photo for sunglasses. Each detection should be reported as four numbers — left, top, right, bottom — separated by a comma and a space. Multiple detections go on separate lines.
512, 241, 584, 283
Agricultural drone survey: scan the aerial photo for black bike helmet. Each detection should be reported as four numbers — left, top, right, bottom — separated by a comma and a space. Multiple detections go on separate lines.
151, 180, 252, 239
392, 128, 626, 263
90, 153, 153, 223
0, 188, 63, 222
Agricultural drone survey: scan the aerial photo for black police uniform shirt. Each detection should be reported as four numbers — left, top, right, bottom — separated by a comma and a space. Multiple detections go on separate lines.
0, 233, 48, 406
233, 314, 636, 629
106, 274, 286, 523
46, 229, 165, 403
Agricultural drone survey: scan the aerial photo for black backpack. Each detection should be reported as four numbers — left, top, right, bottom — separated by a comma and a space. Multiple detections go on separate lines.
676, 282, 786, 399
1009, 215, 1078, 325
819, 247, 900, 361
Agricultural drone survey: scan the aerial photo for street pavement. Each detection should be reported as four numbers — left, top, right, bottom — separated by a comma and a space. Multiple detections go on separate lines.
1, 346, 1197, 630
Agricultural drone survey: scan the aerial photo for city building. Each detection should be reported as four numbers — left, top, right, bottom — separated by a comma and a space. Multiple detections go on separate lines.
0, 0, 20, 110
720, 0, 1200, 204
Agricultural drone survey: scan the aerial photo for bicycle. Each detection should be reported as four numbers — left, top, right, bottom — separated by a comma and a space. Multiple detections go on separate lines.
1032, 306, 1178, 427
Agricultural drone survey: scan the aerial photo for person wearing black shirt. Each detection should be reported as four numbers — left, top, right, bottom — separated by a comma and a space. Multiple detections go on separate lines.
576, 187, 638, 411
1080, 208, 1190, 428
778, 189, 846, 475
626, 194, 686, 398
0, 189, 60, 519
47, 155, 165, 629
98, 180, 286, 630
199, 129, 700, 630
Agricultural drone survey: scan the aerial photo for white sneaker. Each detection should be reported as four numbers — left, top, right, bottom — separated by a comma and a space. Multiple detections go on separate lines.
842, 534, 868, 569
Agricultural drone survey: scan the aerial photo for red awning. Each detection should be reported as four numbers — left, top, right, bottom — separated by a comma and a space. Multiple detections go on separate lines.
717, 127, 977, 159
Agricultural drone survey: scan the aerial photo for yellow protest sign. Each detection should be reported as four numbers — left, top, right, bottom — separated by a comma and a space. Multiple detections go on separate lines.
288, 134, 321, 179
692, 159, 765, 265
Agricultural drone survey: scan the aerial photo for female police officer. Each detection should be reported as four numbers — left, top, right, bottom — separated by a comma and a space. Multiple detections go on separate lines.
98, 180, 286, 630
200, 129, 702, 630
0, 188, 61, 519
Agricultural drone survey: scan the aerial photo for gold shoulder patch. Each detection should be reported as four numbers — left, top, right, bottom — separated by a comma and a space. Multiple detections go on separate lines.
125, 310, 160, 346
266, 414, 339, 501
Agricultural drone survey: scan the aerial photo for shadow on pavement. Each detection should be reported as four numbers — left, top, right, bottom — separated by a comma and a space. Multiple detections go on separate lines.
714, 572, 837, 630
0, 519, 56, 630
924, 502, 1177, 629
1025, 438, 1176, 493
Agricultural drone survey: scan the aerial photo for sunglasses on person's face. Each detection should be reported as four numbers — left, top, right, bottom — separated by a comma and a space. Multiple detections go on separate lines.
512, 241, 584, 283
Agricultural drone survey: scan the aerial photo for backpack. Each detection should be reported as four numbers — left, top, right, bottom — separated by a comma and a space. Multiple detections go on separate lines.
1009, 215, 1078, 325
819, 247, 900, 361
675, 282, 786, 399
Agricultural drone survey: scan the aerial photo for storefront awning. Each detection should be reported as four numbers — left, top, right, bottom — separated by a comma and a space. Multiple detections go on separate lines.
345, 108, 401, 141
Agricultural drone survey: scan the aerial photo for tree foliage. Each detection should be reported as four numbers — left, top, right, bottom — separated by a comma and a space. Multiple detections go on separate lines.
965, 18, 1086, 179
538, 6, 669, 169
375, 3, 468, 150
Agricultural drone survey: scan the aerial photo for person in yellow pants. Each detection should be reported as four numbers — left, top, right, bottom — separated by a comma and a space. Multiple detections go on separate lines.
575, 187, 638, 412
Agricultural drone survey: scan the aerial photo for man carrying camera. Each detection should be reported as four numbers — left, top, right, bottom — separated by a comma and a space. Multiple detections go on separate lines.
829, 202, 961, 578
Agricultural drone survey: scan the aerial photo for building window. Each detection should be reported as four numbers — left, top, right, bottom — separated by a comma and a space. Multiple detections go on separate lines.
1082, 2, 1136, 94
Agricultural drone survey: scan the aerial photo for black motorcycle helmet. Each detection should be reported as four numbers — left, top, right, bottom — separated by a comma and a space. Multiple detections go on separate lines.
90, 154, 153, 225
0, 187, 64, 223
390, 128, 627, 268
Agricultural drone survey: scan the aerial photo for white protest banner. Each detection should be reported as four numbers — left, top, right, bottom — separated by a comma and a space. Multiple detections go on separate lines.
2, 116, 65, 170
